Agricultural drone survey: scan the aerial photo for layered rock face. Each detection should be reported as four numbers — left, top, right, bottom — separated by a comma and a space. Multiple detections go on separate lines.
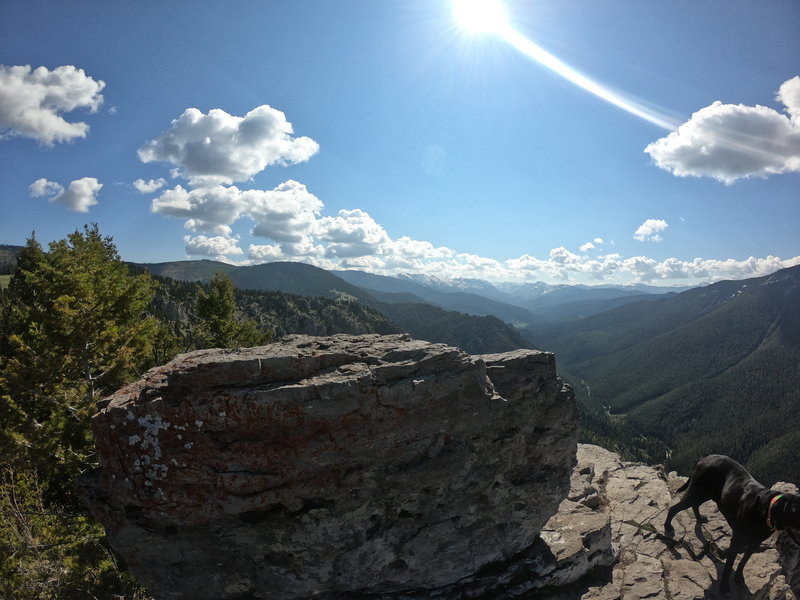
82, 334, 578, 600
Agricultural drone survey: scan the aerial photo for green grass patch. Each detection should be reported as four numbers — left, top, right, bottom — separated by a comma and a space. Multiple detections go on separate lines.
0, 274, 11, 289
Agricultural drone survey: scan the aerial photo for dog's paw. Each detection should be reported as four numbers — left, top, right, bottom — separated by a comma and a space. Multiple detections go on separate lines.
664, 524, 675, 538
719, 580, 731, 595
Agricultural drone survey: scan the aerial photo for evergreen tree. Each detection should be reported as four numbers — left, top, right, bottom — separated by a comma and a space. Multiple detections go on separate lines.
1, 225, 157, 500
195, 272, 269, 348
0, 225, 156, 598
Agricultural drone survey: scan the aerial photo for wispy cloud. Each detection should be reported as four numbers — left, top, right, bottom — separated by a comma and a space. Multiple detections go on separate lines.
0, 65, 105, 145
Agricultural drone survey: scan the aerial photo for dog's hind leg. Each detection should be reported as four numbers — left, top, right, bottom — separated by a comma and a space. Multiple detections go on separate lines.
665, 496, 693, 536
664, 486, 703, 536
664, 472, 714, 536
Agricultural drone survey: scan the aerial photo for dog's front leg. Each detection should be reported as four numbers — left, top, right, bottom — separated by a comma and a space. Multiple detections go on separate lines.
734, 544, 758, 585
719, 534, 744, 594
692, 505, 707, 524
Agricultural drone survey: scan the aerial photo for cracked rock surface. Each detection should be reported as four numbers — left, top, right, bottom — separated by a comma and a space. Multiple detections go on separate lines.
546, 444, 800, 600
80, 334, 578, 600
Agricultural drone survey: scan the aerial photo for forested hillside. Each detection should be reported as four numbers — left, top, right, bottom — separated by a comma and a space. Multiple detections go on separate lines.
142, 261, 533, 355
149, 271, 400, 343
0, 244, 22, 274
377, 302, 533, 354
148, 271, 532, 354
531, 265, 800, 483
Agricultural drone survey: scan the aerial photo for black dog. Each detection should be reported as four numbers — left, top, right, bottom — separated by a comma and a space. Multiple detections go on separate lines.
664, 454, 800, 593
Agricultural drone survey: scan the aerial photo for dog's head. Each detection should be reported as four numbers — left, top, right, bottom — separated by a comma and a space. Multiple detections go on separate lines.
774, 493, 800, 536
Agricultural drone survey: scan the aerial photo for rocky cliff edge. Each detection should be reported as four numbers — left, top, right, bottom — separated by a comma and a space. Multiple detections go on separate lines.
81, 334, 578, 600
539, 444, 800, 600
81, 334, 800, 600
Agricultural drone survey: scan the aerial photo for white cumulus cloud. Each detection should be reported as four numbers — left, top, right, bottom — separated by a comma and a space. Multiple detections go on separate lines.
152, 180, 325, 254
144, 166, 799, 284
633, 219, 668, 242
133, 178, 166, 193
248, 244, 284, 261
501, 250, 800, 284
0, 65, 105, 145
387, 236, 454, 260
644, 76, 800, 184
29, 176, 102, 212
28, 178, 64, 198
615, 254, 800, 282
316, 209, 392, 258
184, 234, 243, 257
246, 180, 324, 243
579, 242, 596, 252
138, 105, 319, 185
152, 184, 247, 234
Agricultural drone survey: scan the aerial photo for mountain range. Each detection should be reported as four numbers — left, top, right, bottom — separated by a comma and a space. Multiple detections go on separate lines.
130, 257, 693, 324
531, 264, 800, 483
4, 243, 799, 481
2, 246, 689, 325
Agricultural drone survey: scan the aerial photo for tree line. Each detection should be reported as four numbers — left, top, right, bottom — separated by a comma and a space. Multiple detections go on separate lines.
0, 226, 269, 599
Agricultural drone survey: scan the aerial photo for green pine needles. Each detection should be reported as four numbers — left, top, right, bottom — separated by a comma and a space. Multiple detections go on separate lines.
1, 225, 158, 599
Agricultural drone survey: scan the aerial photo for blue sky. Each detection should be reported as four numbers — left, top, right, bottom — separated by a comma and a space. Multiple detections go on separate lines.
1, 0, 799, 285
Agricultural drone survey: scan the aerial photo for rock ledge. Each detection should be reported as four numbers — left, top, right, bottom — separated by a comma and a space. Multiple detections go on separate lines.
82, 334, 578, 600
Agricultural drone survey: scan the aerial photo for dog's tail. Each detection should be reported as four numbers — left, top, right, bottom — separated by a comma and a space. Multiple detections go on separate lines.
676, 477, 691, 493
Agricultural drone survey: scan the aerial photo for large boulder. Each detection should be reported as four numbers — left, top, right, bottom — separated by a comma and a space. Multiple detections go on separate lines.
81, 334, 578, 600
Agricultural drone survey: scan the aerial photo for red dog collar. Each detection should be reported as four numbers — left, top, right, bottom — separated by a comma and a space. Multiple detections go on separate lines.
768, 494, 784, 530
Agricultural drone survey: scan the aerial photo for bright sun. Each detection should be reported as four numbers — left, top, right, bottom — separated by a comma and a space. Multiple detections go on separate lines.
451, 0, 510, 34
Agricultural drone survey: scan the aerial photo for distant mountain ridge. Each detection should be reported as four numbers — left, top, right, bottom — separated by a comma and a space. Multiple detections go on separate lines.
531, 264, 800, 483
332, 269, 541, 326
137, 258, 692, 326
335, 269, 691, 323
1, 245, 696, 324
139, 260, 376, 304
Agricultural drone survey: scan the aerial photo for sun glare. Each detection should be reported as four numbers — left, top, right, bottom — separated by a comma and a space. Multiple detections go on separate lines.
452, 0, 510, 34
450, 0, 680, 130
